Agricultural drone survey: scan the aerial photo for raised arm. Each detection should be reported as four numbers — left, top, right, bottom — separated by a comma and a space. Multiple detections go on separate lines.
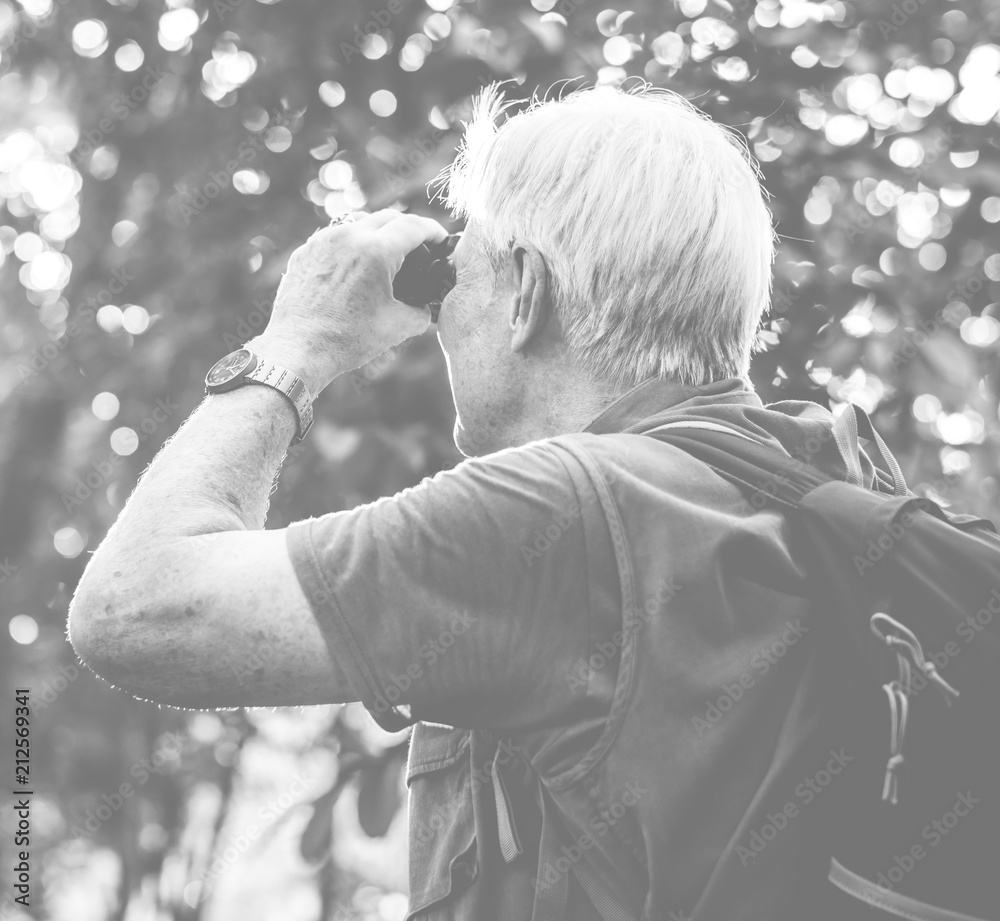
68, 210, 446, 709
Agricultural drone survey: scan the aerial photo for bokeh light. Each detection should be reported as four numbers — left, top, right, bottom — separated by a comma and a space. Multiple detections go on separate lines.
72, 20, 108, 58
319, 80, 346, 107
53, 526, 86, 558
115, 41, 145, 72
9, 614, 39, 645
111, 427, 139, 455
369, 89, 398, 117
158, 7, 200, 51
92, 392, 121, 420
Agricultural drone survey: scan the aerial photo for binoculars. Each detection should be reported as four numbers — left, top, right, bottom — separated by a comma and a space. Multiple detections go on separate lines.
392, 233, 461, 323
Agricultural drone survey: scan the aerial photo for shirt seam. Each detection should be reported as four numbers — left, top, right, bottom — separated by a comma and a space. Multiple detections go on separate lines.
406, 732, 472, 778
292, 519, 399, 720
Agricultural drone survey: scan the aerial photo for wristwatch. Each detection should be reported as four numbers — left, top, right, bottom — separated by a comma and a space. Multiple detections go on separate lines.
204, 348, 314, 441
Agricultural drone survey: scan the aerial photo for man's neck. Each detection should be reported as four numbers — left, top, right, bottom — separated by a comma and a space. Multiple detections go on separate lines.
503, 369, 626, 448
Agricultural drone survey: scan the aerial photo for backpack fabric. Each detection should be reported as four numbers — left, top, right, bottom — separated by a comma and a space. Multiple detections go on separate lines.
637, 415, 1000, 920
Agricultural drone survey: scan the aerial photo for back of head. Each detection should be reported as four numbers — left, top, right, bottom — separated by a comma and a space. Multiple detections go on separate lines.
443, 83, 776, 387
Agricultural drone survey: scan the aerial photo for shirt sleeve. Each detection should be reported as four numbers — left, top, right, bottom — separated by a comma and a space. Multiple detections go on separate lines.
285, 435, 622, 734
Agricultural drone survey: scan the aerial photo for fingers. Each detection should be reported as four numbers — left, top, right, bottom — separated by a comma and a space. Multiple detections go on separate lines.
322, 210, 448, 266
360, 209, 406, 230
327, 208, 431, 234
376, 216, 449, 272
384, 298, 432, 339
326, 209, 391, 230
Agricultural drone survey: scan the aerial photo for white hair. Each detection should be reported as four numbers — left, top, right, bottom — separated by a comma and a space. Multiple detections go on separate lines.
440, 83, 776, 387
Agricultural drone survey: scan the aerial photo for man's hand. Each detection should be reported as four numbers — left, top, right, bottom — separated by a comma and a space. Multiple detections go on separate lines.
68, 209, 448, 708
251, 209, 448, 394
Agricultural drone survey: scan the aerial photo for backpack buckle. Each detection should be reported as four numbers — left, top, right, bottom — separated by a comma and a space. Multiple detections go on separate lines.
870, 613, 960, 805
871, 613, 960, 702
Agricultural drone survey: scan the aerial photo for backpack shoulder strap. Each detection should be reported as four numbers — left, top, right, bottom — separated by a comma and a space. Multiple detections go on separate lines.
643, 422, 832, 510
832, 404, 908, 496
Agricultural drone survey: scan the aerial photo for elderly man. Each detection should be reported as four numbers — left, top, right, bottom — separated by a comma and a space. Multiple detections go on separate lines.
70, 86, 889, 920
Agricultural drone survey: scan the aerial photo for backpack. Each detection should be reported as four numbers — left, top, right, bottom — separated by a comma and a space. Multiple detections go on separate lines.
644, 410, 1000, 920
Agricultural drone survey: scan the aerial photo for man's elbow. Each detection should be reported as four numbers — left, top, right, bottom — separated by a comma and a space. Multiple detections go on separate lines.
68, 586, 183, 704
69, 586, 142, 687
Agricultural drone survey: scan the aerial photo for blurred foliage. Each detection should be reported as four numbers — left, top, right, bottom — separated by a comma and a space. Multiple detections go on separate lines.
1, 0, 999, 918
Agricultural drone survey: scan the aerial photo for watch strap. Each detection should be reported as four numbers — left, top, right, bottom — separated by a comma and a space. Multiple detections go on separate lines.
244, 359, 314, 441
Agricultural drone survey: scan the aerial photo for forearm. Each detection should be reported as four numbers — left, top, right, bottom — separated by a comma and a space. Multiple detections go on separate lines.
73, 331, 333, 609
68, 212, 443, 702
68, 337, 325, 686
81, 209, 439, 563
114, 386, 292, 538
98, 327, 341, 538
66, 377, 334, 705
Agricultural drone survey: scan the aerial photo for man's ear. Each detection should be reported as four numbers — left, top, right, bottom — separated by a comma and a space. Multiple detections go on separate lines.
507, 240, 550, 354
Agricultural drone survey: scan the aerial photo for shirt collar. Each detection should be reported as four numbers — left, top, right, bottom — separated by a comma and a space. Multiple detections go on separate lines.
584, 377, 761, 435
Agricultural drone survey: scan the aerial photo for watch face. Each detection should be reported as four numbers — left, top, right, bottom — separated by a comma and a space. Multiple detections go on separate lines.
206, 349, 254, 390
